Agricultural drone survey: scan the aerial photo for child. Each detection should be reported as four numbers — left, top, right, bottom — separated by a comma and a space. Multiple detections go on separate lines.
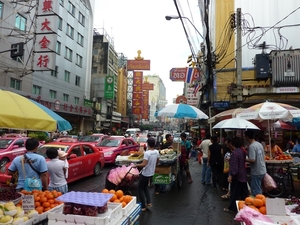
58, 149, 69, 179
46, 148, 68, 194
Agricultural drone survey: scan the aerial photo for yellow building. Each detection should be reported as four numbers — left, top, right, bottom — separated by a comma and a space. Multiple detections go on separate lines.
212, 1, 300, 108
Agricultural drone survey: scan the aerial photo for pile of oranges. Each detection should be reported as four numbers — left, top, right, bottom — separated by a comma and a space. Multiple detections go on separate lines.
101, 189, 133, 208
20, 189, 63, 214
238, 194, 267, 214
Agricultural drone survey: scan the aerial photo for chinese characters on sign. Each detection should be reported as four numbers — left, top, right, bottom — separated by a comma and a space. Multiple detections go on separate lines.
132, 72, 143, 115
34, 0, 59, 71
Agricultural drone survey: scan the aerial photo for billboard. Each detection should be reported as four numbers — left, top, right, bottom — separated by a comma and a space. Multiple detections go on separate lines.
127, 60, 150, 71
104, 76, 115, 99
169, 67, 201, 83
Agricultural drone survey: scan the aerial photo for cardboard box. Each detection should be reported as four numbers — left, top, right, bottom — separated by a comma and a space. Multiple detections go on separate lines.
152, 173, 171, 184
155, 166, 171, 174
172, 142, 181, 152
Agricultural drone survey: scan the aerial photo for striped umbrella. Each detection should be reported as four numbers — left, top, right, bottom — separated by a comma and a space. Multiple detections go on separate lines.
154, 104, 208, 119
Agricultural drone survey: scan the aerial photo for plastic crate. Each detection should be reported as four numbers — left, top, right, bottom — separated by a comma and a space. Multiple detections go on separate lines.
119, 203, 141, 225
48, 202, 122, 225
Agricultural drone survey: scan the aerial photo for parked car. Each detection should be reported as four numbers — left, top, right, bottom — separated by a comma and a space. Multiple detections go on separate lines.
0, 141, 105, 185
0, 135, 28, 168
96, 137, 139, 164
77, 134, 109, 147
138, 135, 148, 151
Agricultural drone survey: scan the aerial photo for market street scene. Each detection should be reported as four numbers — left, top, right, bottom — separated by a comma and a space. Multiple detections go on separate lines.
1, 0, 300, 225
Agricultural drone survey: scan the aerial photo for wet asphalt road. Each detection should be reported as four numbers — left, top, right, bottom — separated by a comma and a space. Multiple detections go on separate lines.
68, 157, 240, 225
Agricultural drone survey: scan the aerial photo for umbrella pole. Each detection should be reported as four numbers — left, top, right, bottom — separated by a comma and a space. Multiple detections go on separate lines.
268, 119, 272, 158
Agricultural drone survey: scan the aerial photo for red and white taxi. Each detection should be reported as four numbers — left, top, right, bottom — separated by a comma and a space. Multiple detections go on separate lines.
0, 134, 27, 168
96, 136, 139, 164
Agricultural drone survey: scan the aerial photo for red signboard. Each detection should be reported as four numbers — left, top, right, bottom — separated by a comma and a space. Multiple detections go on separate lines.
132, 99, 143, 107
132, 106, 142, 114
133, 85, 143, 92
143, 83, 154, 90
169, 67, 201, 82
175, 95, 187, 104
127, 60, 151, 71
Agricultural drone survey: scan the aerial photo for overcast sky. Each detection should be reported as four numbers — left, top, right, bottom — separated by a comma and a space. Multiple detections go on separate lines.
94, 0, 202, 104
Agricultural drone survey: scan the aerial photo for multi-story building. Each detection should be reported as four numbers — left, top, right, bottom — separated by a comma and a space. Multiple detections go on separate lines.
0, 0, 95, 134
144, 75, 167, 122
91, 29, 122, 133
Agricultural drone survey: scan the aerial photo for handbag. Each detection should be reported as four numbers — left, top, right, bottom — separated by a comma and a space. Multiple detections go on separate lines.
262, 173, 277, 192
21, 155, 42, 191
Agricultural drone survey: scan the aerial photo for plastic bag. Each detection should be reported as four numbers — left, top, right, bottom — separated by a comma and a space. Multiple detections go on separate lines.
262, 173, 277, 192
223, 161, 229, 173
235, 206, 274, 225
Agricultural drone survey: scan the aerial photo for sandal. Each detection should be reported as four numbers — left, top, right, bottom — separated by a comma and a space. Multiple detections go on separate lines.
147, 204, 152, 207
221, 194, 230, 199
142, 208, 147, 212
223, 208, 234, 213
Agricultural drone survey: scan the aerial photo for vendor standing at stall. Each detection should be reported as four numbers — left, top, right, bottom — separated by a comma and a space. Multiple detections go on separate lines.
265, 138, 283, 159
135, 138, 159, 212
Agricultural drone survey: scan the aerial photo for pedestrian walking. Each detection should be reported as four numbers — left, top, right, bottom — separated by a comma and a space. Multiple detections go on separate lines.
208, 135, 223, 188
199, 134, 212, 184
46, 148, 68, 194
180, 132, 193, 184
135, 138, 159, 212
245, 130, 267, 196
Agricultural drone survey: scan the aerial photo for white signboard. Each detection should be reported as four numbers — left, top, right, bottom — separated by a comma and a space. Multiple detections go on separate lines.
37, 0, 59, 15
36, 16, 58, 34
35, 34, 57, 52
22, 195, 35, 212
33, 52, 56, 71
275, 87, 299, 93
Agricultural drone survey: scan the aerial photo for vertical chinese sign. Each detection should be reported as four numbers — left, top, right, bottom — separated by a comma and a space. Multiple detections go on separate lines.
104, 76, 115, 99
34, 0, 59, 71
142, 81, 154, 120
132, 72, 143, 116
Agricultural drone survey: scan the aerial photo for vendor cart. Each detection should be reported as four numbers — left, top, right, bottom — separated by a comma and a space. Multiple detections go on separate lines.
152, 143, 183, 189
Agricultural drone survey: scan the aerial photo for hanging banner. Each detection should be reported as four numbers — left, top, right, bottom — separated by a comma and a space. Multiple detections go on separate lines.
104, 76, 115, 99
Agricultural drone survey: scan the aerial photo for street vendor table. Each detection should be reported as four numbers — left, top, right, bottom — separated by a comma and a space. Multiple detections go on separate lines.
115, 155, 143, 166
265, 159, 295, 194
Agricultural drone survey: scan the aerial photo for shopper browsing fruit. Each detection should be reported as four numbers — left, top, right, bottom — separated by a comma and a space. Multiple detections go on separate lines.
135, 137, 159, 212
46, 148, 68, 194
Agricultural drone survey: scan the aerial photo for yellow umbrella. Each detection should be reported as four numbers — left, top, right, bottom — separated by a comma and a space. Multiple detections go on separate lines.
0, 90, 57, 131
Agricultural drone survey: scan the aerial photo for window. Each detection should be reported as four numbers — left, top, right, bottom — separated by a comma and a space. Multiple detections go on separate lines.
65, 47, 72, 61
56, 41, 61, 54
91, 67, 97, 74
74, 97, 79, 104
76, 54, 82, 67
58, 17, 62, 30
50, 90, 56, 99
68, 1, 75, 16
15, 14, 26, 31
32, 85, 41, 95
10, 78, 21, 90
0, 2, 3, 19
66, 24, 74, 38
75, 76, 80, 86
63, 94, 69, 102
51, 66, 58, 77
77, 33, 84, 46
60, 0, 64, 6
78, 12, 85, 26
64, 70, 70, 82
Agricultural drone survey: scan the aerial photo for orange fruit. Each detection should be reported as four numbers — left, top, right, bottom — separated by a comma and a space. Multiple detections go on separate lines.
122, 202, 127, 208
113, 199, 121, 203
57, 192, 62, 196
123, 195, 132, 204
35, 202, 41, 207
238, 201, 245, 210
253, 199, 264, 207
249, 205, 259, 211
40, 197, 48, 203
34, 196, 40, 202
102, 189, 109, 193
245, 197, 254, 205
255, 194, 265, 200
109, 189, 116, 194
259, 206, 266, 215
50, 204, 56, 208
119, 197, 124, 202
46, 193, 54, 199
48, 199, 54, 204
110, 194, 117, 202
36, 206, 44, 214
42, 202, 50, 208
115, 190, 124, 199
43, 207, 51, 212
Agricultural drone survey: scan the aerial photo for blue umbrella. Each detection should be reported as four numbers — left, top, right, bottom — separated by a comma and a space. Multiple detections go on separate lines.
154, 104, 208, 119
29, 99, 72, 131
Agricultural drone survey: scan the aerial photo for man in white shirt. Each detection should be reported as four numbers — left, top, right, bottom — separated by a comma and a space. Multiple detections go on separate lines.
199, 134, 212, 184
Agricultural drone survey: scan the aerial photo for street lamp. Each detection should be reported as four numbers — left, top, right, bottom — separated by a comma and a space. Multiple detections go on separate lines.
165, 16, 204, 39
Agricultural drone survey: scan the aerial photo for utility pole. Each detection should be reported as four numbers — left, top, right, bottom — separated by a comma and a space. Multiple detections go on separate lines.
236, 8, 243, 103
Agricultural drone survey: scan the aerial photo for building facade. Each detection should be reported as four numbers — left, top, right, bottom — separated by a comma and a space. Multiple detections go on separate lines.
144, 75, 167, 122
0, 0, 95, 134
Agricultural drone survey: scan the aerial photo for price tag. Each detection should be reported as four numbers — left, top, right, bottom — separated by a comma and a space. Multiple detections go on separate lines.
22, 195, 35, 212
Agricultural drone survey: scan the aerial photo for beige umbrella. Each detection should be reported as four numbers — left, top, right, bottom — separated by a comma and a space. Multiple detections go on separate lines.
208, 107, 245, 124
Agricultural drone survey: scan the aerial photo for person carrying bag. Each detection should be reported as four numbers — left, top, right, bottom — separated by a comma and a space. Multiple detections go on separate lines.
8, 138, 48, 192
22, 154, 42, 191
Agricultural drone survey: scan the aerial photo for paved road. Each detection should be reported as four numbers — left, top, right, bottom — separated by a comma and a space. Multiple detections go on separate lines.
68, 158, 300, 225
